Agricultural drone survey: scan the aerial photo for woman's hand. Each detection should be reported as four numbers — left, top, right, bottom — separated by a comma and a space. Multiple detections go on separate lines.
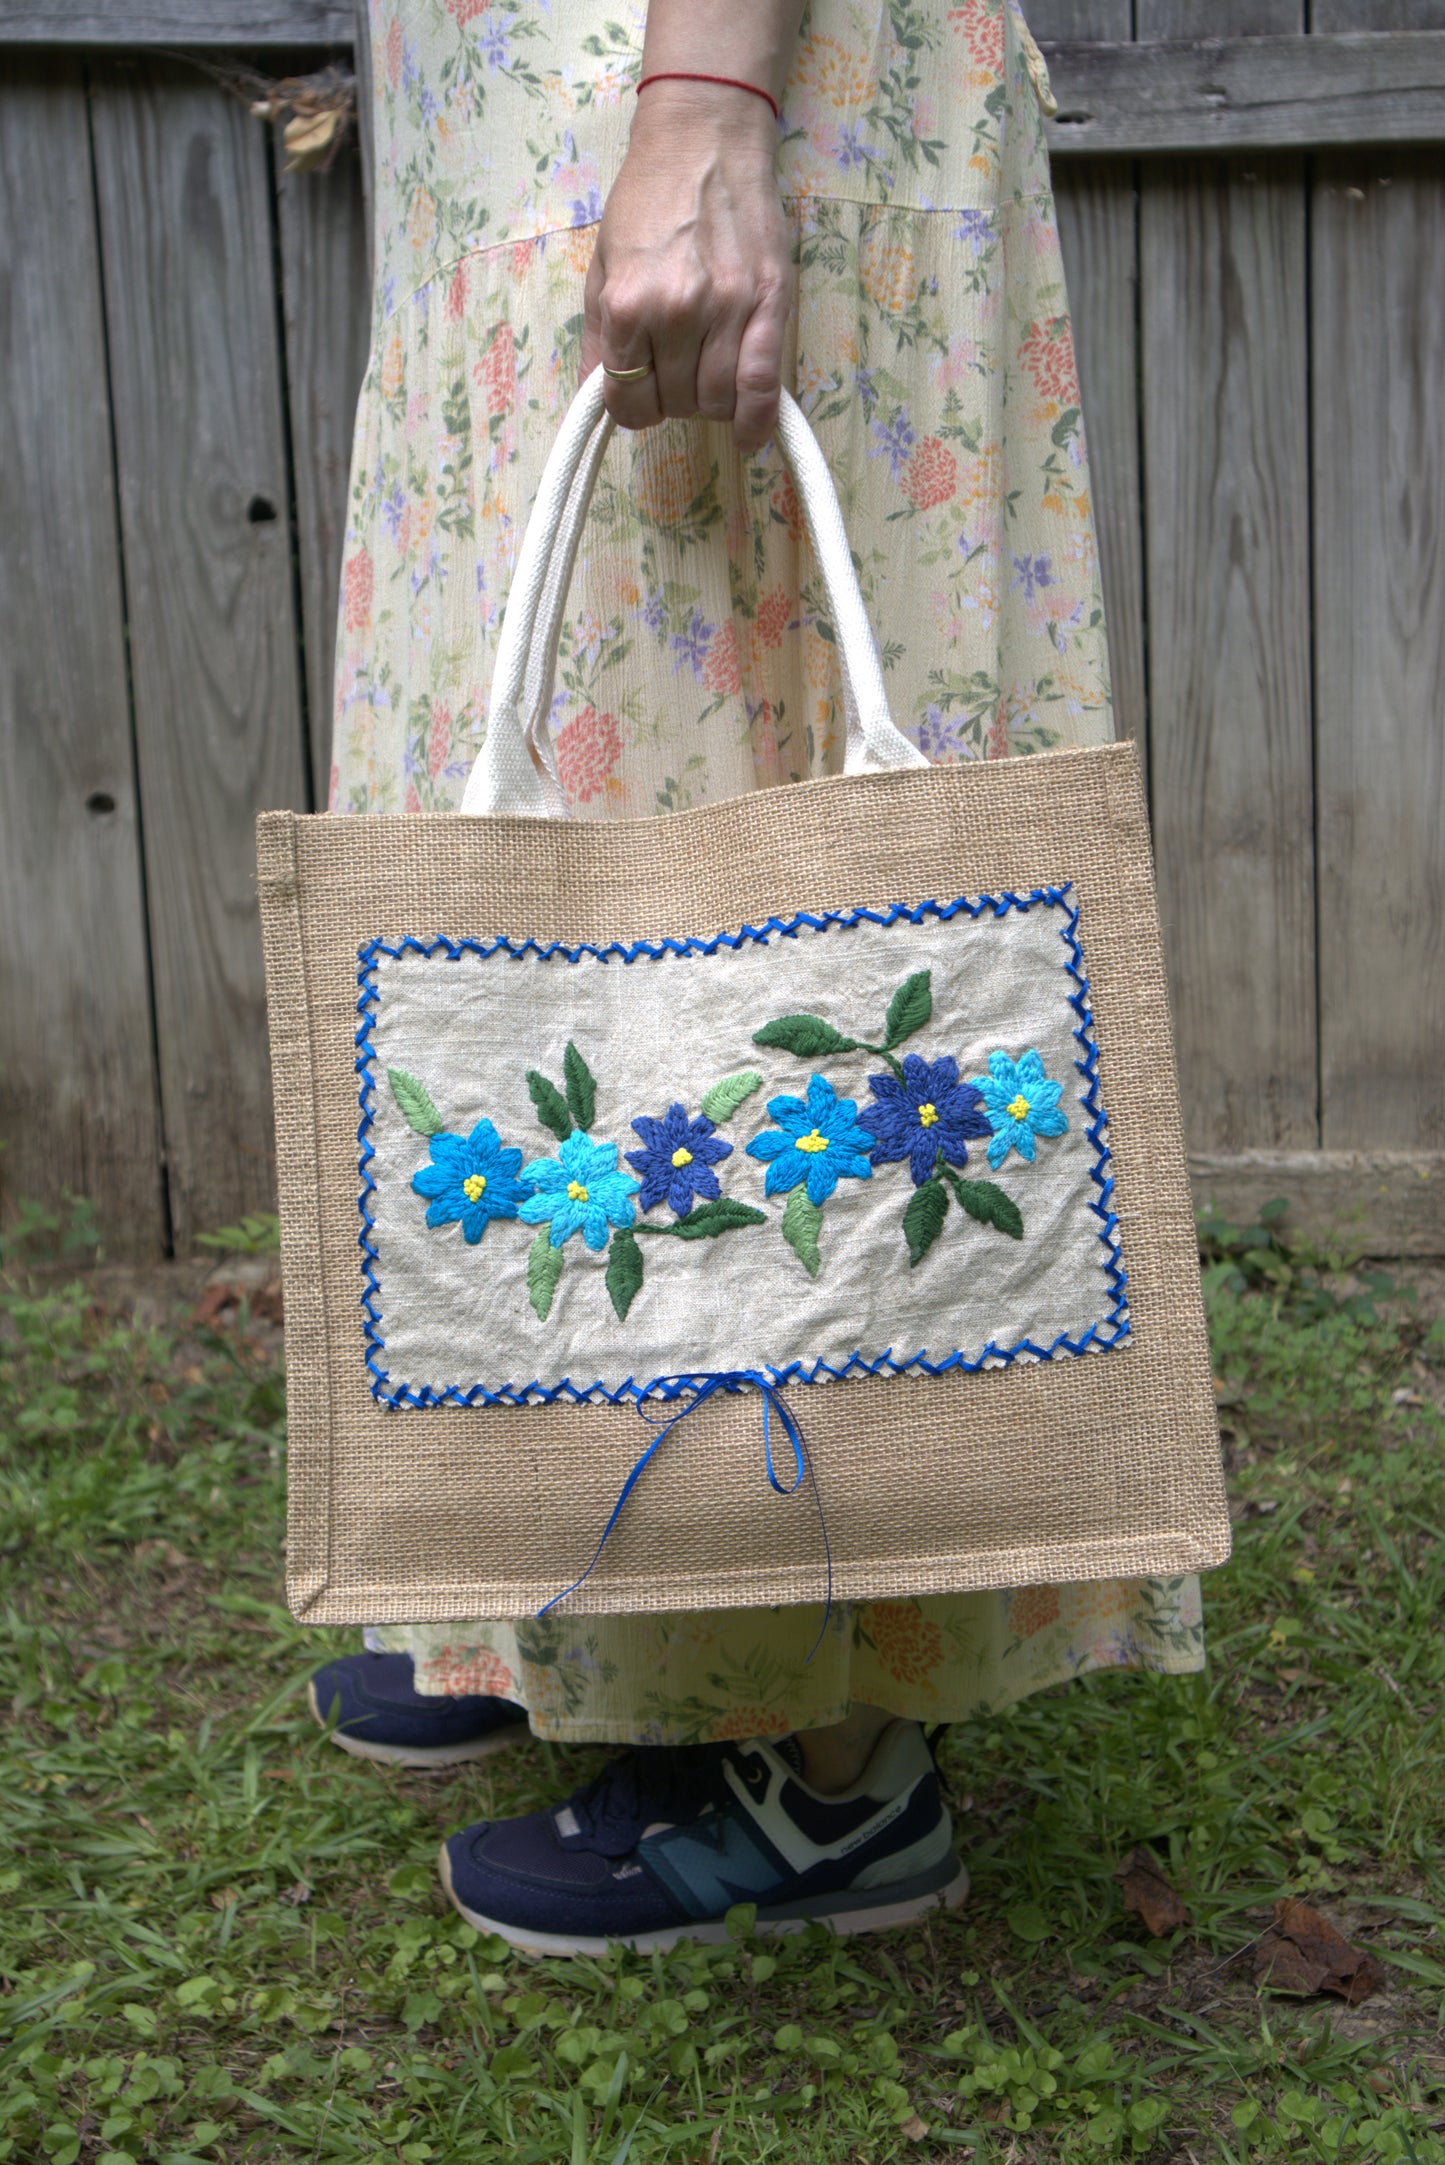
580, 79, 794, 455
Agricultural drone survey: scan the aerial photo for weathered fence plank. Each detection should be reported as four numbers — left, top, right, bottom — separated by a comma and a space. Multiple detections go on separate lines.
1190, 1151, 1445, 1258
1139, 0, 1318, 1155
89, 59, 310, 1248
1041, 30, 1445, 155
0, 1, 352, 45
0, 58, 168, 1248
1312, 150, 1445, 1151
1313, 1, 1445, 28
276, 134, 370, 810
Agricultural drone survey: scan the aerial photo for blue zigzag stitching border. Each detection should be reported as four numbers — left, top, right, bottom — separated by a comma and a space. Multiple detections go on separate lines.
354, 885, 1130, 1409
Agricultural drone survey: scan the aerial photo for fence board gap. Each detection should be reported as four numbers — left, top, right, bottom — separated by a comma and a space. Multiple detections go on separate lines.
90, 59, 310, 1250
0, 57, 167, 1254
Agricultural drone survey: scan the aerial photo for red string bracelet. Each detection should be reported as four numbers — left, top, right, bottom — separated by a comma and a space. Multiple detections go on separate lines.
635, 71, 781, 122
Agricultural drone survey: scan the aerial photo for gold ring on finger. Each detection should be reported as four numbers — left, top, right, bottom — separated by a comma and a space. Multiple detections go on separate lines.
602, 360, 655, 383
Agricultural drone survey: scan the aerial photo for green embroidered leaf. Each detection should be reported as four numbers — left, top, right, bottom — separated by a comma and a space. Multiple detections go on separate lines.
752, 1015, 859, 1059
526, 1069, 573, 1142
562, 1041, 597, 1133
883, 969, 933, 1050
949, 1175, 1024, 1241
699, 1069, 764, 1124
647, 1199, 767, 1241
781, 1188, 823, 1279
903, 1178, 949, 1268
387, 1067, 444, 1138
526, 1229, 563, 1321
606, 1229, 644, 1322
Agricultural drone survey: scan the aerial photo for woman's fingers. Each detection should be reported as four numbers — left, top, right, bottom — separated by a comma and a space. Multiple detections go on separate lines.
730, 274, 791, 454
590, 255, 664, 429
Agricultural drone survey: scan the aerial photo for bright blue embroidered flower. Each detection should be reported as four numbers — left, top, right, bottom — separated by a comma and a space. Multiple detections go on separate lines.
626, 1103, 733, 1217
972, 1049, 1069, 1170
411, 1121, 527, 1244
860, 1053, 993, 1187
745, 1074, 875, 1205
519, 1131, 641, 1251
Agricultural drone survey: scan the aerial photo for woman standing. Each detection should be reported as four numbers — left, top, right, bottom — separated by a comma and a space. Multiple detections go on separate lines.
313, 0, 1205, 1956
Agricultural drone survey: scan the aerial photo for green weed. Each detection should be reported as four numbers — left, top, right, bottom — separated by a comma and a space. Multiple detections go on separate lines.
0, 1237, 1442, 2162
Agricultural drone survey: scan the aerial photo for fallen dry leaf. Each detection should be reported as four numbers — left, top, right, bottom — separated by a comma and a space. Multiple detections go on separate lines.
1253, 1898, 1386, 2005
1114, 1846, 1192, 1937
899, 2116, 929, 2143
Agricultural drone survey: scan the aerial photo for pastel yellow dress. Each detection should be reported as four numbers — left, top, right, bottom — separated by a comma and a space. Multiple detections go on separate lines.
337, 0, 1206, 1742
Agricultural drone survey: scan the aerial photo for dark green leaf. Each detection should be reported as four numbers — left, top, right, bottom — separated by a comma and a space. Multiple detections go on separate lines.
526, 1229, 563, 1322
641, 1199, 766, 1241
903, 1179, 949, 1267
752, 1015, 859, 1059
948, 1175, 1024, 1240
606, 1229, 643, 1322
699, 1070, 763, 1124
526, 1069, 573, 1142
781, 1188, 822, 1278
387, 1068, 444, 1138
562, 1041, 596, 1133
883, 969, 933, 1050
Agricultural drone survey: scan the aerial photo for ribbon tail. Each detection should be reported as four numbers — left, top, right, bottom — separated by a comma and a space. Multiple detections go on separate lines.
536, 1419, 674, 1617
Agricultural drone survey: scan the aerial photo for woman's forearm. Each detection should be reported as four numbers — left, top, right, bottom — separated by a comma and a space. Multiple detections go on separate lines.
638, 0, 807, 110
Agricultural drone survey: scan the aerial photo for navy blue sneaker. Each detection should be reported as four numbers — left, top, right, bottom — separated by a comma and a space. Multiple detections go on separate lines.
438, 1719, 966, 1955
308, 1652, 529, 1767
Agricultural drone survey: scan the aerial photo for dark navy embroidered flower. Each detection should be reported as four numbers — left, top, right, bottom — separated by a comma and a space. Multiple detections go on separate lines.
860, 1053, 993, 1187
518, 1131, 641, 1251
626, 1102, 733, 1217
411, 1120, 527, 1244
972, 1049, 1069, 1170
745, 1074, 875, 1205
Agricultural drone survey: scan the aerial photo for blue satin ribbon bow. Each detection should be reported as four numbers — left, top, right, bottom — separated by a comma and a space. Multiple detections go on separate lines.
538, 1371, 833, 1660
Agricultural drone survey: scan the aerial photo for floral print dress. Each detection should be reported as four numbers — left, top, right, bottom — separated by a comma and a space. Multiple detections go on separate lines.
342, 0, 1206, 1740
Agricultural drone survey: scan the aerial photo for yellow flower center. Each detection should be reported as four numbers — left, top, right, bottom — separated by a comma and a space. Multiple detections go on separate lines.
917, 1102, 939, 1128
670, 1146, 694, 1169
795, 1129, 830, 1154
566, 1179, 589, 1202
1007, 1094, 1032, 1122
462, 1173, 487, 1202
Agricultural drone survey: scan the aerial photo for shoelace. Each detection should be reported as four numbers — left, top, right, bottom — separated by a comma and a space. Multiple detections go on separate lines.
560, 1744, 737, 1855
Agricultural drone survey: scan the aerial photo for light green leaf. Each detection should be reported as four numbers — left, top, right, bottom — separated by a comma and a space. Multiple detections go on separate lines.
526, 1228, 563, 1321
699, 1069, 764, 1124
883, 969, 932, 1050
562, 1041, 597, 1132
947, 1175, 1024, 1240
781, 1188, 822, 1278
752, 1015, 859, 1059
606, 1229, 643, 1322
526, 1069, 573, 1142
387, 1067, 444, 1138
902, 1178, 948, 1267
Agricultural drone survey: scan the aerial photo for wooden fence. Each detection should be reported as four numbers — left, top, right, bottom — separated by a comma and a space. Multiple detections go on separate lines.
1, 1, 1442, 1258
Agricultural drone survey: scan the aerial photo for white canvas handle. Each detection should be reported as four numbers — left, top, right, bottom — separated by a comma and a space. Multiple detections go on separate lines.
460, 368, 926, 817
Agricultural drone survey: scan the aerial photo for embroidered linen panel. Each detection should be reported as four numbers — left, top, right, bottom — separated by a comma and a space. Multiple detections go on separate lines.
357, 888, 1127, 1405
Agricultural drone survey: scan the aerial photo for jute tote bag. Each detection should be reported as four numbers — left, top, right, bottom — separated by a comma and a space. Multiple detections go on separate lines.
258, 370, 1228, 1627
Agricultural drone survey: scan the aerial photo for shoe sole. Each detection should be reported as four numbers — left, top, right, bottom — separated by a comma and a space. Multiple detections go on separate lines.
437, 1840, 969, 1958
309, 1680, 528, 1768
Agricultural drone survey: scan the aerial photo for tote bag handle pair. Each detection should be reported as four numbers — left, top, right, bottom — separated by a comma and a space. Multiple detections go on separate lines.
460, 367, 927, 821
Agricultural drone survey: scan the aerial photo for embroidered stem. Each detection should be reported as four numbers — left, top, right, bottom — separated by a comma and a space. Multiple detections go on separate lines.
634, 1199, 765, 1240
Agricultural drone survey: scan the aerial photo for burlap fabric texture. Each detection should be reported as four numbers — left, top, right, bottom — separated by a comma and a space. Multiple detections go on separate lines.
258, 380, 1227, 1625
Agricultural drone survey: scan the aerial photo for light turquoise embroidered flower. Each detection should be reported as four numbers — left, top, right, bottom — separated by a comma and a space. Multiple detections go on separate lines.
973, 1049, 1069, 1170
519, 1130, 641, 1251
745, 1074, 875, 1205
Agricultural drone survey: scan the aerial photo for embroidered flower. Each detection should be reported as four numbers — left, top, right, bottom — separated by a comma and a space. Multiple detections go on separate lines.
972, 1049, 1069, 1169
745, 1075, 875, 1205
519, 1131, 640, 1251
860, 1053, 992, 1187
626, 1103, 733, 1218
411, 1121, 527, 1242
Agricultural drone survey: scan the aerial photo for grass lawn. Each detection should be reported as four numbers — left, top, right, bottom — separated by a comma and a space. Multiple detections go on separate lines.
1, 1209, 1443, 2164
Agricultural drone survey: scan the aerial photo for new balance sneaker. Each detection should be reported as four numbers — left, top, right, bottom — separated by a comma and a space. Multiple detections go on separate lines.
438, 1718, 966, 1956
308, 1651, 529, 1767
